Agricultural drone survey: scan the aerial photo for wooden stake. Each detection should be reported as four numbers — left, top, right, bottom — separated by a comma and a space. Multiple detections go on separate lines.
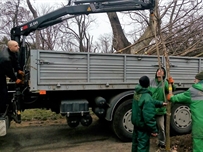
151, 8, 173, 151
164, 51, 173, 152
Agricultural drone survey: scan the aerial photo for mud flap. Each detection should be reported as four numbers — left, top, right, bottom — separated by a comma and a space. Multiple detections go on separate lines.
0, 117, 7, 136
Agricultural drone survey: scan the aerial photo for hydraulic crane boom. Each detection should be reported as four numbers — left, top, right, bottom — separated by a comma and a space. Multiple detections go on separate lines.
10, 0, 155, 69
11, 0, 155, 42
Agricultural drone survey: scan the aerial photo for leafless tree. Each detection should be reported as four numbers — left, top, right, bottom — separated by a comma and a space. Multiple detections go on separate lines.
94, 34, 113, 53
161, 0, 203, 57
139, 0, 203, 56
26, 0, 64, 50
106, 1, 158, 54
0, 36, 9, 50
108, 0, 203, 57
59, 15, 95, 52
0, 0, 30, 39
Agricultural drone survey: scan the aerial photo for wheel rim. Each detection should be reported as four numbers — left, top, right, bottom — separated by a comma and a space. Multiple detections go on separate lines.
123, 109, 133, 133
173, 105, 192, 128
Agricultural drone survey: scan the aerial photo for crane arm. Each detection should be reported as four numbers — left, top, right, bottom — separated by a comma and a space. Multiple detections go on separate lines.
11, 0, 155, 41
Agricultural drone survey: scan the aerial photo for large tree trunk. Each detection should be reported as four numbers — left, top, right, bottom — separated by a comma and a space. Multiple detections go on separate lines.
107, 12, 131, 54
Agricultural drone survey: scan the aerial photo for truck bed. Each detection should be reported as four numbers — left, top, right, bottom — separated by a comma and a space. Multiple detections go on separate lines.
29, 50, 202, 91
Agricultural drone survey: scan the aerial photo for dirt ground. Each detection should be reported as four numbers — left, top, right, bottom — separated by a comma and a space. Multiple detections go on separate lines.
152, 134, 192, 152
4, 114, 192, 152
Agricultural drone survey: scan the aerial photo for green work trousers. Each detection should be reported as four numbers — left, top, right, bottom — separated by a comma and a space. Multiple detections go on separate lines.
193, 138, 203, 152
131, 128, 150, 152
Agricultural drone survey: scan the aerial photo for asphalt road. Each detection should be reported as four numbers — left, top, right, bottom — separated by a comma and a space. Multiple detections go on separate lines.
0, 119, 132, 152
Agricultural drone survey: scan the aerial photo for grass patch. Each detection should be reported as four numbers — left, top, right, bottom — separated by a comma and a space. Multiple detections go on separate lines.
21, 109, 64, 121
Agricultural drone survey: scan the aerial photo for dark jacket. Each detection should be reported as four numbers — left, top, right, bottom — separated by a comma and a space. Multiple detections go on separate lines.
131, 84, 163, 133
0, 48, 21, 81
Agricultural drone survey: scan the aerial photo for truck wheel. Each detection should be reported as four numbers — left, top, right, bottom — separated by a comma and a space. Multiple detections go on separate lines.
170, 103, 192, 134
112, 99, 133, 142
67, 117, 80, 128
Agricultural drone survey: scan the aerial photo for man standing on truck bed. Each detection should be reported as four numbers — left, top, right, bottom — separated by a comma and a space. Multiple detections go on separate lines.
0, 40, 23, 116
149, 67, 175, 149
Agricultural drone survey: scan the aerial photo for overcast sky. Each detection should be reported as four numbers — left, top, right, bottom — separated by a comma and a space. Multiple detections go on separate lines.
31, 0, 135, 41
30, 0, 114, 42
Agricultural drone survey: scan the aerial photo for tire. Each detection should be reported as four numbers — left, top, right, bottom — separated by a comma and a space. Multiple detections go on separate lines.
67, 116, 80, 128
112, 99, 133, 142
170, 103, 192, 134
170, 90, 192, 134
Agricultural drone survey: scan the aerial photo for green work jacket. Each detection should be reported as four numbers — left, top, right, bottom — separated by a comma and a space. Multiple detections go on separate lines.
131, 85, 163, 133
149, 78, 175, 115
170, 81, 203, 139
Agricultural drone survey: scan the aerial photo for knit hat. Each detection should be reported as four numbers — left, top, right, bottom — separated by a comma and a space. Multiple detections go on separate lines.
139, 76, 150, 88
195, 71, 203, 80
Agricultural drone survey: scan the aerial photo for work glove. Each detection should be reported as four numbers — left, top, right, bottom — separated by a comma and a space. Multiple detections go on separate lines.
167, 94, 173, 101
16, 79, 22, 84
18, 70, 25, 76
168, 76, 174, 84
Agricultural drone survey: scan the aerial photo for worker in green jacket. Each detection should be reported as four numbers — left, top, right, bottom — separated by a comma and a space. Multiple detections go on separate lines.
131, 76, 167, 152
149, 67, 175, 148
167, 71, 203, 152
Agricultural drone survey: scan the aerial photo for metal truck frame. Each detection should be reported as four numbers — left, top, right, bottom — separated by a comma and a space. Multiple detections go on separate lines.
2, 0, 193, 141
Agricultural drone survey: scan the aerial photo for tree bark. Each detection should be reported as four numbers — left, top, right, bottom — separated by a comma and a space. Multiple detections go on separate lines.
107, 12, 131, 54
131, 3, 158, 54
